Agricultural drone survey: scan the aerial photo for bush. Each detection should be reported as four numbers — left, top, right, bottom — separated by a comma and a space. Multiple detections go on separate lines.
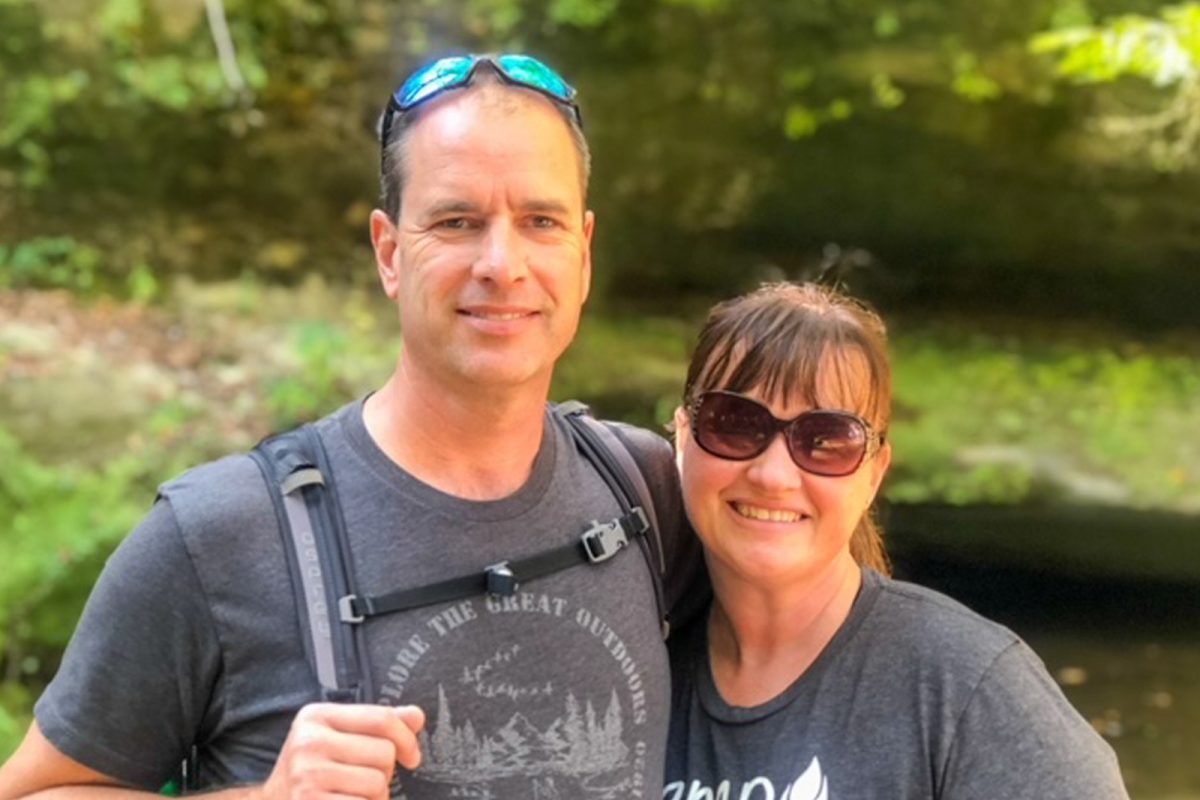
0, 426, 149, 761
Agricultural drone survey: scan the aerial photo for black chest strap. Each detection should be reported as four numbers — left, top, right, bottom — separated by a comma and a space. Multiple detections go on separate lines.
342, 506, 649, 621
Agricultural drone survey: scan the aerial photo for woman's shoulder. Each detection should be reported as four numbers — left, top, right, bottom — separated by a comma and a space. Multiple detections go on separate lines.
859, 569, 1024, 672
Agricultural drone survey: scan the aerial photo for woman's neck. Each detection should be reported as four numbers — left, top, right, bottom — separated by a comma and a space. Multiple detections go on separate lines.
706, 556, 862, 707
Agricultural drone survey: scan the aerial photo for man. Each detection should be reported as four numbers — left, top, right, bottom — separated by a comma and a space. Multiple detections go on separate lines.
0, 54, 696, 799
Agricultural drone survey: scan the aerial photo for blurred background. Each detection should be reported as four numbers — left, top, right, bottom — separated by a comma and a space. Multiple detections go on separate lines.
1, 0, 1197, 795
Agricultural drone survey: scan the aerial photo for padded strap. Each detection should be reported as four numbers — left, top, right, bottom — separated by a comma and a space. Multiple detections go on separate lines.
556, 402, 669, 637
252, 426, 365, 702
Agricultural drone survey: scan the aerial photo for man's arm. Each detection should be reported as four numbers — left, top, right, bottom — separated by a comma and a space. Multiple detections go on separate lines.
0, 705, 425, 800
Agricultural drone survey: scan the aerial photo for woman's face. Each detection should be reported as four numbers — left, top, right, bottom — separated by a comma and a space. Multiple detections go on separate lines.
675, 357, 891, 590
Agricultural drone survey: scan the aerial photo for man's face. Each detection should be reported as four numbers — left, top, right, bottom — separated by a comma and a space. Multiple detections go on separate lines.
371, 87, 593, 397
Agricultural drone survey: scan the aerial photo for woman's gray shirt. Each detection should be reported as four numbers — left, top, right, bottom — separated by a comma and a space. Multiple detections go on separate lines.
666, 568, 1129, 799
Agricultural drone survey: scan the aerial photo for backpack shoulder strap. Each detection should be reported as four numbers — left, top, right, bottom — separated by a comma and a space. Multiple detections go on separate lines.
555, 401, 669, 638
250, 425, 366, 702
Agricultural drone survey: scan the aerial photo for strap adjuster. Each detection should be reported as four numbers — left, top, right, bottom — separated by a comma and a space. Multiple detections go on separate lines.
338, 594, 365, 624
485, 562, 519, 597
622, 507, 650, 536
581, 519, 630, 563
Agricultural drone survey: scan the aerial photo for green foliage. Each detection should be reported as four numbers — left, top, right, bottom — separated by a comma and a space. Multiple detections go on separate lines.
554, 314, 691, 429
663, 0, 732, 13
1032, 4, 1200, 86
265, 321, 352, 428
549, 0, 620, 28
0, 682, 32, 763
462, 0, 526, 39
888, 327, 1200, 509
1030, 3, 1200, 170
0, 424, 148, 749
0, 0, 367, 193
264, 317, 392, 430
874, 9, 902, 39
782, 99, 855, 139
0, 237, 161, 299
0, 237, 101, 293
951, 52, 1003, 102
871, 72, 906, 109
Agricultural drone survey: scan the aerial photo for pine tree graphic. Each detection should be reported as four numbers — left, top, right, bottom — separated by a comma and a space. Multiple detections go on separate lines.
420, 685, 629, 782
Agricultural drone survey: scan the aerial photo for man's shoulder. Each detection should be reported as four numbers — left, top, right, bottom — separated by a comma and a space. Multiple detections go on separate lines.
599, 419, 674, 471
154, 452, 271, 545
158, 451, 263, 506
159, 402, 360, 513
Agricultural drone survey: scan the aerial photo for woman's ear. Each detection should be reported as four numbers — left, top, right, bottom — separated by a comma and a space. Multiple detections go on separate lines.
867, 439, 892, 499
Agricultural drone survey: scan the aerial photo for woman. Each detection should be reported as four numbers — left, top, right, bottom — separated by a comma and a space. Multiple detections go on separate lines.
664, 283, 1127, 799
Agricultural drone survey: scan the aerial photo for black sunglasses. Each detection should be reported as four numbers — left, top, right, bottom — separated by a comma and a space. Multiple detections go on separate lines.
689, 391, 884, 477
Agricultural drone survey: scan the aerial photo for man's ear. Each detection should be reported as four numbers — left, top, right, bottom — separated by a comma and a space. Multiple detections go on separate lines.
672, 405, 690, 472
580, 209, 595, 303
370, 209, 401, 300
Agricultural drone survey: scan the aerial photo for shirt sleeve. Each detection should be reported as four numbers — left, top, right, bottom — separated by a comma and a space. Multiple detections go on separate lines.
34, 499, 223, 789
941, 640, 1129, 799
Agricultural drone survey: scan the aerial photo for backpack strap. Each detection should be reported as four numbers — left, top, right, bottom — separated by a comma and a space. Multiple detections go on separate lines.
250, 425, 368, 702
555, 401, 670, 639
343, 504, 645, 619
254, 404, 672, 708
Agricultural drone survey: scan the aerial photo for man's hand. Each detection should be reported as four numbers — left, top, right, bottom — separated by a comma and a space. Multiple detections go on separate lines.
259, 703, 425, 800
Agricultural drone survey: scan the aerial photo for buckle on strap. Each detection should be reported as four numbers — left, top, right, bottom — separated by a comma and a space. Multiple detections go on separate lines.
486, 562, 519, 597
621, 507, 650, 536
581, 518, 630, 563
338, 594, 365, 624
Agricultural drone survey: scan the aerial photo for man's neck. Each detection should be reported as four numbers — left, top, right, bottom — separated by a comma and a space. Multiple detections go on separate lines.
363, 368, 550, 501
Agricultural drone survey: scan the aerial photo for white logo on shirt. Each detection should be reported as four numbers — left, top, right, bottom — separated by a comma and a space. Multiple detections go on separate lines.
663, 755, 828, 800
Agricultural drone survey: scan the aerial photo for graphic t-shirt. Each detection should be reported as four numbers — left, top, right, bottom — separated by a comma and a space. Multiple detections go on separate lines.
36, 400, 693, 799
665, 569, 1129, 800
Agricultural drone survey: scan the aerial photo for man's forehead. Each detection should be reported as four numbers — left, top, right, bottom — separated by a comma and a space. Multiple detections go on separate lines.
399, 86, 586, 208
407, 81, 573, 143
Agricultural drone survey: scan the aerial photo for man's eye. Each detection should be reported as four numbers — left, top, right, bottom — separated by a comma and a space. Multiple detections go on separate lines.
437, 217, 472, 230
531, 216, 560, 229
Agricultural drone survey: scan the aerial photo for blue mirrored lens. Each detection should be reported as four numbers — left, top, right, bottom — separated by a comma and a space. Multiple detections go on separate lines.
396, 56, 475, 109
496, 54, 575, 101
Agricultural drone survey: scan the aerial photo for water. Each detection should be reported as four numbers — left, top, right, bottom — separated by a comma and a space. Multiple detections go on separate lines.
893, 556, 1200, 799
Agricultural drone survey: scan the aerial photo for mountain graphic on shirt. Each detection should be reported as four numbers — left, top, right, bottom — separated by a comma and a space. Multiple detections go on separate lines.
415, 685, 629, 781
782, 756, 828, 800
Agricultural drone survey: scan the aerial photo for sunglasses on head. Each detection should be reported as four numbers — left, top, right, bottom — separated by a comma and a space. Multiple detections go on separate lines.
380, 53, 582, 154
688, 390, 884, 477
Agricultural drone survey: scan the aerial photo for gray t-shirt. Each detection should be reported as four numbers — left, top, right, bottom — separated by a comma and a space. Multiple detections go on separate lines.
36, 399, 699, 799
665, 568, 1129, 799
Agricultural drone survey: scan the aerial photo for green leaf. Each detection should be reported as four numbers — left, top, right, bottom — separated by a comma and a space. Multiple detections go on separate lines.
871, 73, 905, 109
874, 10, 901, 39
783, 104, 818, 139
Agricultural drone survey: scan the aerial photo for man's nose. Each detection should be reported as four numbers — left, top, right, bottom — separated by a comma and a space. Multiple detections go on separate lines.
472, 220, 529, 284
